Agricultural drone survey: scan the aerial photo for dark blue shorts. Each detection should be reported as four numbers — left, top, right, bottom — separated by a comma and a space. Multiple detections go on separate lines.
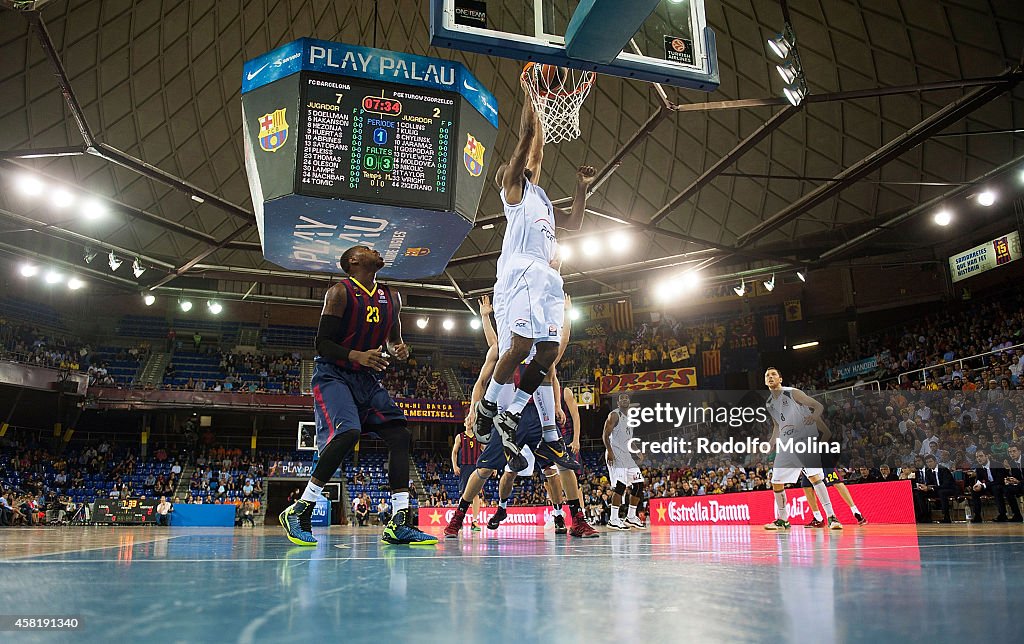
798, 468, 844, 488
476, 404, 546, 471
311, 361, 405, 451
458, 466, 477, 495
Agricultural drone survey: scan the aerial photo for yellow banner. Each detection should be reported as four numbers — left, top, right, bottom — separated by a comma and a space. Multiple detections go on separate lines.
600, 367, 698, 394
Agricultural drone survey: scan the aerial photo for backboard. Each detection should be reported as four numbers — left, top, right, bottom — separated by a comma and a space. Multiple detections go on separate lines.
430, 0, 718, 91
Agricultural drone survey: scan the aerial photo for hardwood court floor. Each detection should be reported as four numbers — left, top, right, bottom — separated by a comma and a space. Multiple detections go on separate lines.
1, 522, 1022, 642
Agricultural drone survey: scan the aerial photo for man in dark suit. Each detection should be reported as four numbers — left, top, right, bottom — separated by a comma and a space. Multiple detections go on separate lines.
1002, 443, 1024, 522
971, 449, 1013, 523
913, 454, 957, 523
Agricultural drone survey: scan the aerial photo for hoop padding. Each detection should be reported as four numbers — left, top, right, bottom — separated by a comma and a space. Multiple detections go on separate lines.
521, 63, 596, 144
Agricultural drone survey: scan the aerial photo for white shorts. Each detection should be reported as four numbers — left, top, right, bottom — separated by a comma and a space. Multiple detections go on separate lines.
771, 467, 824, 485
504, 445, 536, 476
607, 464, 644, 486
494, 255, 564, 344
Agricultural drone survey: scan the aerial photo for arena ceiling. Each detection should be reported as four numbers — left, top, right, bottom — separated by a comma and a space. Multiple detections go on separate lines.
0, 0, 1022, 308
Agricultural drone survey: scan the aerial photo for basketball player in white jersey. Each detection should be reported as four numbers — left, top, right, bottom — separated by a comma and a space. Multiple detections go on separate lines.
603, 393, 646, 530
474, 84, 595, 470
763, 367, 842, 530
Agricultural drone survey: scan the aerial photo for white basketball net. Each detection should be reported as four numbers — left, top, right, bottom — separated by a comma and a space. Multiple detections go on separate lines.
521, 63, 596, 144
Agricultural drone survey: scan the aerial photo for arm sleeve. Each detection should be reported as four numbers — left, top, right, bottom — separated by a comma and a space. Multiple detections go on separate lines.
315, 315, 352, 362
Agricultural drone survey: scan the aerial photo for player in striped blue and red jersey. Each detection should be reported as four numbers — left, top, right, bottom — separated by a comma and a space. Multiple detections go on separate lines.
279, 245, 436, 546
452, 419, 484, 531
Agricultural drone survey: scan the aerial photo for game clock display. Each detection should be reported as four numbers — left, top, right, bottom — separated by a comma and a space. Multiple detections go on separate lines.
91, 498, 159, 524
296, 72, 457, 211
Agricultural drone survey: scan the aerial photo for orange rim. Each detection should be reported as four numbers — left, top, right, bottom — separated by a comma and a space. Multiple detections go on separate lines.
521, 62, 595, 97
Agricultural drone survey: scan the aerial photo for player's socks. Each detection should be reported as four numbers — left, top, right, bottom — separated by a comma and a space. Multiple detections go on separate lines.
391, 491, 409, 514
506, 389, 532, 415
551, 505, 563, 517
812, 510, 823, 522
627, 505, 638, 520
458, 498, 471, 513
300, 481, 324, 503
850, 505, 861, 515
775, 491, 789, 521
567, 498, 582, 516
499, 498, 509, 509
485, 378, 504, 404
811, 481, 835, 517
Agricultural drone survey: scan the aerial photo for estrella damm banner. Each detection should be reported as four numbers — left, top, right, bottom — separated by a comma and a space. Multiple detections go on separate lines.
600, 367, 698, 394
395, 399, 465, 422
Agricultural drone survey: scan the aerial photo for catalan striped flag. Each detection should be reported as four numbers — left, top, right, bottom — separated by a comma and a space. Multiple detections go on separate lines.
611, 300, 634, 332
763, 313, 781, 337
702, 349, 721, 377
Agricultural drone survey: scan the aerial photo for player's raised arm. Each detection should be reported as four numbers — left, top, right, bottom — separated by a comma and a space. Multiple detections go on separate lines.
315, 284, 387, 371
554, 166, 595, 231
479, 294, 497, 349
603, 410, 618, 465
467, 344, 499, 429
501, 92, 541, 206
387, 290, 410, 361
565, 388, 581, 454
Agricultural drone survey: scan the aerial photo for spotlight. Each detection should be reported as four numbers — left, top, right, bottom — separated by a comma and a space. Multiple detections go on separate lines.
767, 32, 793, 59
44, 270, 62, 284
51, 189, 74, 209
581, 237, 602, 257
84, 249, 97, 263
608, 230, 632, 253
143, 294, 156, 306
17, 175, 44, 196
132, 258, 146, 278
442, 318, 455, 331
792, 341, 819, 350
977, 190, 996, 207
470, 318, 481, 330
19, 264, 39, 277
783, 82, 806, 106
179, 300, 193, 312
933, 210, 952, 226
797, 271, 806, 283
763, 274, 775, 292
776, 62, 799, 84
559, 244, 573, 261
681, 271, 701, 291
82, 199, 107, 220
208, 301, 223, 315
416, 317, 428, 329
734, 280, 746, 297
654, 280, 681, 302
67, 277, 84, 290
108, 252, 122, 271
569, 307, 581, 321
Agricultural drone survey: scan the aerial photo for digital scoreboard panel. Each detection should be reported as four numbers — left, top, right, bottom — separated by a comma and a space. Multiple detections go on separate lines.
91, 498, 158, 524
296, 73, 457, 211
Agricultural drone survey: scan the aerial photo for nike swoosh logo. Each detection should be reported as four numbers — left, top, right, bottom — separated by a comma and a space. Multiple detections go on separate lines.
462, 79, 476, 92
246, 63, 269, 81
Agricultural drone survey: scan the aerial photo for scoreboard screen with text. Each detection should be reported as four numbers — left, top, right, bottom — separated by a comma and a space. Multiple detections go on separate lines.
296, 72, 458, 211
91, 498, 159, 524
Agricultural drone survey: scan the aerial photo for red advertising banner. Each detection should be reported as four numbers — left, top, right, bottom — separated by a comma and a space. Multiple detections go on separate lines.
419, 505, 558, 528
649, 480, 916, 526
599, 367, 698, 394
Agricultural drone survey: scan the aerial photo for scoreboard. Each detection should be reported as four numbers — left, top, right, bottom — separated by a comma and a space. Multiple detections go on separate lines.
241, 39, 498, 279
92, 498, 158, 524
297, 75, 457, 211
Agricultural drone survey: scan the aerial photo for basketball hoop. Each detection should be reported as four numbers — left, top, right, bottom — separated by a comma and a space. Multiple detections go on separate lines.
521, 62, 596, 144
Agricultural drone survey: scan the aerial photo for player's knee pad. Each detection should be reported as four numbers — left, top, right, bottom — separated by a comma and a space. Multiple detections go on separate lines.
475, 468, 494, 481
532, 341, 558, 367
542, 465, 558, 479
613, 480, 627, 496
630, 482, 644, 497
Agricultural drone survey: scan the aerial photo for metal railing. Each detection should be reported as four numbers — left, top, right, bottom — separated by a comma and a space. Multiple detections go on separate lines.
815, 380, 881, 402
897, 342, 1024, 384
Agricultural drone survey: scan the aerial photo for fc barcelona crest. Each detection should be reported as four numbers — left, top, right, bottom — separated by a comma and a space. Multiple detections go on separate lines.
258, 108, 289, 152
463, 133, 485, 176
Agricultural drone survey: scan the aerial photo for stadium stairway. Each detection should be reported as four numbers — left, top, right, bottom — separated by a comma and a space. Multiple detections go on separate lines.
173, 463, 194, 500
408, 456, 426, 505
442, 367, 464, 399
139, 352, 171, 388
237, 326, 260, 349
300, 360, 315, 394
